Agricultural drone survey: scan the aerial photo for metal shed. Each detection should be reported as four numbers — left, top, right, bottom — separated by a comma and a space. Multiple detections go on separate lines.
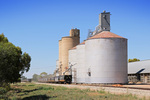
128, 60, 150, 83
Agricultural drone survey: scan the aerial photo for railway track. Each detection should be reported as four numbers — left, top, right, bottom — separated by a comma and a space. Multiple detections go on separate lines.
38, 82, 150, 91
71, 84, 150, 90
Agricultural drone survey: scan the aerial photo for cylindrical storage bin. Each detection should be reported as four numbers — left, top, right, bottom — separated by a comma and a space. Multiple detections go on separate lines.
59, 28, 80, 75
76, 42, 85, 83
60, 37, 79, 75
61, 37, 74, 74
85, 31, 128, 84
68, 48, 77, 83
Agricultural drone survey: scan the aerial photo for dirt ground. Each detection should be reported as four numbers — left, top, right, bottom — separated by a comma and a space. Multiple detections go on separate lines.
122, 85, 150, 89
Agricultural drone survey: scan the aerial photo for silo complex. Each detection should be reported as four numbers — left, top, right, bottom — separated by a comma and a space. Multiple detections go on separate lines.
59, 28, 80, 75
57, 11, 128, 84
85, 31, 128, 84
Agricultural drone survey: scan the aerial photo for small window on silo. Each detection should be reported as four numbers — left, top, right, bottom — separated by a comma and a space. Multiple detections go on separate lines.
88, 72, 91, 76
88, 68, 91, 76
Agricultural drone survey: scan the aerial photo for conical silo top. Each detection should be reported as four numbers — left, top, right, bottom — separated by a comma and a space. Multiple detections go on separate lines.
88, 31, 125, 39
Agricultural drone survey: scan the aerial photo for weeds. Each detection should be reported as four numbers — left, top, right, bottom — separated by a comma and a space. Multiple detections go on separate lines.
27, 84, 35, 86
1, 83, 145, 100
98, 89, 105, 94
38, 86, 54, 90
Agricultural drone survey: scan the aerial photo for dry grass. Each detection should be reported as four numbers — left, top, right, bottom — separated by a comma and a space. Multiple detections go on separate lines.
0, 82, 147, 100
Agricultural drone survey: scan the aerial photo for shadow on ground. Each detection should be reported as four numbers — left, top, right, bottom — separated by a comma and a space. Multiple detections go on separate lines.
22, 95, 57, 100
23, 89, 39, 93
11, 88, 23, 93
0, 96, 9, 100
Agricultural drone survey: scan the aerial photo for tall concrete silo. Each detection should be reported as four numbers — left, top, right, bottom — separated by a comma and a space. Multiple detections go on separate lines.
76, 41, 85, 83
59, 28, 80, 75
61, 37, 75, 74
85, 31, 128, 84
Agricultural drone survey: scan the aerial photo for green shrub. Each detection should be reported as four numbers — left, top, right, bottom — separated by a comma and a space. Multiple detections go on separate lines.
0, 87, 7, 94
98, 90, 105, 94
0, 82, 10, 89
4, 84, 10, 91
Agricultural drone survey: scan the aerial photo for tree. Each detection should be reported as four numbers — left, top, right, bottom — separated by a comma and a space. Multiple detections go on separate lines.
21, 76, 27, 81
0, 33, 31, 86
32, 74, 39, 82
128, 58, 140, 62
40, 72, 48, 77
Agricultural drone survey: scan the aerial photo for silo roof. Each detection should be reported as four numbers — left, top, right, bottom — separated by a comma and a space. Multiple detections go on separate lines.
89, 31, 125, 39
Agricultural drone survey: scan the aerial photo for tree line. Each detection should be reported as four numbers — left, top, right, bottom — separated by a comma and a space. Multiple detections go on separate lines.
128, 58, 140, 62
32, 72, 53, 82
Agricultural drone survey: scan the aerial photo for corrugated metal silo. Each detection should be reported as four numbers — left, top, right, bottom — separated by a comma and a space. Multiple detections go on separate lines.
68, 47, 77, 83
76, 41, 85, 83
85, 31, 128, 84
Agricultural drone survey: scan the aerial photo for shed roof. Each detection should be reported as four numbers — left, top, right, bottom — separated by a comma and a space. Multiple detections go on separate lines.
89, 31, 125, 39
128, 60, 150, 74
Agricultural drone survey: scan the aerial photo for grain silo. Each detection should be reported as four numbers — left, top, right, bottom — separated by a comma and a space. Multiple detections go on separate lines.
59, 28, 80, 75
85, 31, 128, 84
68, 47, 77, 83
76, 41, 85, 83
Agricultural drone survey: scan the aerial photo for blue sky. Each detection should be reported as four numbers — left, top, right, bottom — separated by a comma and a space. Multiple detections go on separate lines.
0, 0, 150, 78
